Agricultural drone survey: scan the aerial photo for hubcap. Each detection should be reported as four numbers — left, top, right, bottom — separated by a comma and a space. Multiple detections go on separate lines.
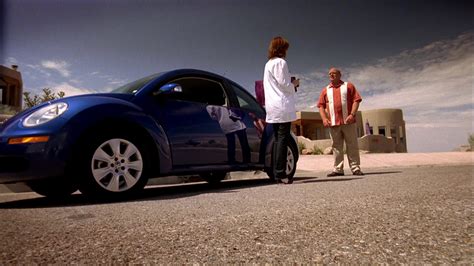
286, 147, 295, 175
91, 138, 143, 192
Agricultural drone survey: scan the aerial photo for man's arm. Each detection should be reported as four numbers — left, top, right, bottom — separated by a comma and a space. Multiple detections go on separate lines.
319, 106, 331, 127
345, 101, 360, 124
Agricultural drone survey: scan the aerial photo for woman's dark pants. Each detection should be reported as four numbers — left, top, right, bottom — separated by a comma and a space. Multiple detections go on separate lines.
272, 122, 291, 179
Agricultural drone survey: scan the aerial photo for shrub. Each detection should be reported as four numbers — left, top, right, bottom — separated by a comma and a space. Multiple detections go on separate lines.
298, 141, 306, 155
311, 145, 323, 155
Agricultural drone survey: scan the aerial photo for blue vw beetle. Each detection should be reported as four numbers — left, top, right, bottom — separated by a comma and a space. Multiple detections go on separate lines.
0, 69, 298, 198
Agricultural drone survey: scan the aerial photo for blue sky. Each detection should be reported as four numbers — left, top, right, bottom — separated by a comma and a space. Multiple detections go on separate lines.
1, 0, 473, 152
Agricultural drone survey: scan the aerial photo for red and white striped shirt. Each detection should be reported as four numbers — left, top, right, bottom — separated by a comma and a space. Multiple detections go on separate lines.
317, 81, 362, 126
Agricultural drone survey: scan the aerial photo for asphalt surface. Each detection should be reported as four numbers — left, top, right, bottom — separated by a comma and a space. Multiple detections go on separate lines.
0, 164, 472, 264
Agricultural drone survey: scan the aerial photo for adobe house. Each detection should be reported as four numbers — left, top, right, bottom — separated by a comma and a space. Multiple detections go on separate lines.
293, 110, 407, 153
0, 65, 23, 122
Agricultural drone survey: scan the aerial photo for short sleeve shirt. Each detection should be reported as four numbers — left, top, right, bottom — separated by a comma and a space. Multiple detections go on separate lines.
317, 80, 362, 126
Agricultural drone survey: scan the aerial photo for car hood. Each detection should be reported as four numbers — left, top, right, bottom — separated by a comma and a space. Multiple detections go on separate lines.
0, 93, 136, 131
63, 93, 135, 102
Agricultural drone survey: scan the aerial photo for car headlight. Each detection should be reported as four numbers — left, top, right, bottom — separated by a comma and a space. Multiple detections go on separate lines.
23, 102, 68, 127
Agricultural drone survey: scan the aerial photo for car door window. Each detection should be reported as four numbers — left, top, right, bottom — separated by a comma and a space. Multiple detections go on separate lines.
231, 83, 265, 117
166, 77, 227, 106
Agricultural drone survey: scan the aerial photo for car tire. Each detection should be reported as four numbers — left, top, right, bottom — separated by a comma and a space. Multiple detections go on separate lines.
200, 172, 227, 184
27, 178, 78, 198
266, 143, 297, 180
77, 133, 150, 199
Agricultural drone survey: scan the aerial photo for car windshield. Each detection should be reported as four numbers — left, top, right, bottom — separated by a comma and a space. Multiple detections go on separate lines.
111, 73, 163, 94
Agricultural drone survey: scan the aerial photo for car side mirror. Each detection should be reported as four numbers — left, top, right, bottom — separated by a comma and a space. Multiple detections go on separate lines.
154, 83, 183, 96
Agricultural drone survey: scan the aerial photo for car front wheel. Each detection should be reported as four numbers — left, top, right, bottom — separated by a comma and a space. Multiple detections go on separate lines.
78, 135, 150, 198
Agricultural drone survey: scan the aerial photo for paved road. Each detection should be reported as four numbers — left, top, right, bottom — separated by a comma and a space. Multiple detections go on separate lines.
0, 165, 472, 264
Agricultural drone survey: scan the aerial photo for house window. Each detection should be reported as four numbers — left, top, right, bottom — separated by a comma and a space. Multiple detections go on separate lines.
369, 126, 373, 135
390, 127, 396, 137
379, 126, 386, 136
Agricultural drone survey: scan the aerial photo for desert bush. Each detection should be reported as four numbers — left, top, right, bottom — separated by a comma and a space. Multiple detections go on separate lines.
298, 141, 306, 155
311, 145, 323, 155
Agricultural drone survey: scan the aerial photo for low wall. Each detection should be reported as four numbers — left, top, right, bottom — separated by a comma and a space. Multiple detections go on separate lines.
297, 136, 332, 154
297, 134, 399, 154
359, 135, 396, 153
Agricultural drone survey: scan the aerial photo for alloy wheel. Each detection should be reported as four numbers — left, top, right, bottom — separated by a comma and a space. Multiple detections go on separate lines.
91, 138, 143, 192
286, 146, 295, 175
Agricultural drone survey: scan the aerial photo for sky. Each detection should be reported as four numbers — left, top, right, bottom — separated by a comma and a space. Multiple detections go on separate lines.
1, 0, 473, 153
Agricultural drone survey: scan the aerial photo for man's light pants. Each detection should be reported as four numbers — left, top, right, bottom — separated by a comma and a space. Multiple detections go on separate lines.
329, 123, 361, 173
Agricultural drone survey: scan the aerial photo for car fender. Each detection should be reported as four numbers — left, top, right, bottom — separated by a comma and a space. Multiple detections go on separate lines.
56, 97, 172, 175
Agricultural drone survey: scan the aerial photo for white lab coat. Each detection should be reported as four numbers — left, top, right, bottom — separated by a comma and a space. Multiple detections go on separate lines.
263, 57, 297, 123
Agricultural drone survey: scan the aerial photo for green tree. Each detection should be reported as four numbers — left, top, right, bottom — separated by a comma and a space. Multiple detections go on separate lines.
23, 88, 66, 109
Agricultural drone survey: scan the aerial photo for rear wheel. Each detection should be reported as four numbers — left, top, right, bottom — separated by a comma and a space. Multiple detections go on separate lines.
266, 143, 297, 181
200, 172, 227, 184
77, 134, 150, 199
27, 178, 78, 198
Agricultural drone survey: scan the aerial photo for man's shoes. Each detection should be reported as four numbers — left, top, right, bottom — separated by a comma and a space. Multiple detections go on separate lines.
327, 172, 344, 177
353, 170, 365, 176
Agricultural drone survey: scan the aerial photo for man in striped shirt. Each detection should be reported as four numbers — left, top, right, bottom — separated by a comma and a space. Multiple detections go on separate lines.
317, 68, 364, 177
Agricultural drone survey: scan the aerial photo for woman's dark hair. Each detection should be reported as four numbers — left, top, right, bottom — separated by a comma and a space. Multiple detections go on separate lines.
267, 36, 290, 59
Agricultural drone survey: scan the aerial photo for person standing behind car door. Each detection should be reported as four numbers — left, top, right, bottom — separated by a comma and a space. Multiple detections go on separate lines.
263, 36, 299, 184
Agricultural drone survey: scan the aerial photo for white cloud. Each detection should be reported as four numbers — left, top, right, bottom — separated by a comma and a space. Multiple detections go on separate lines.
49, 82, 94, 96
26, 63, 51, 77
296, 32, 474, 152
41, 60, 71, 77
108, 79, 128, 86
4, 57, 18, 66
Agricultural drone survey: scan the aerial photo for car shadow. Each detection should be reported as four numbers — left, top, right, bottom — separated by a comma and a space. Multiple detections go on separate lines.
0, 177, 305, 208
0, 173, 378, 209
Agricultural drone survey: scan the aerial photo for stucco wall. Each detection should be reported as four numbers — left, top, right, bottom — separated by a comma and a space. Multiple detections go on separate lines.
298, 134, 399, 154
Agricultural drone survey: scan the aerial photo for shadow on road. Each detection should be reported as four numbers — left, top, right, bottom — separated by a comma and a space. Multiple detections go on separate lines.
363, 171, 402, 175
0, 176, 311, 209
301, 177, 363, 184
0, 173, 376, 209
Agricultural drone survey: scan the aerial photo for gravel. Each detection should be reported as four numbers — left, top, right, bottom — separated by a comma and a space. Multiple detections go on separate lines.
0, 165, 472, 264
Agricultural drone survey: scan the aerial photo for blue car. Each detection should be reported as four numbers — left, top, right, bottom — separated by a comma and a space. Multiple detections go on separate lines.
0, 69, 298, 198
